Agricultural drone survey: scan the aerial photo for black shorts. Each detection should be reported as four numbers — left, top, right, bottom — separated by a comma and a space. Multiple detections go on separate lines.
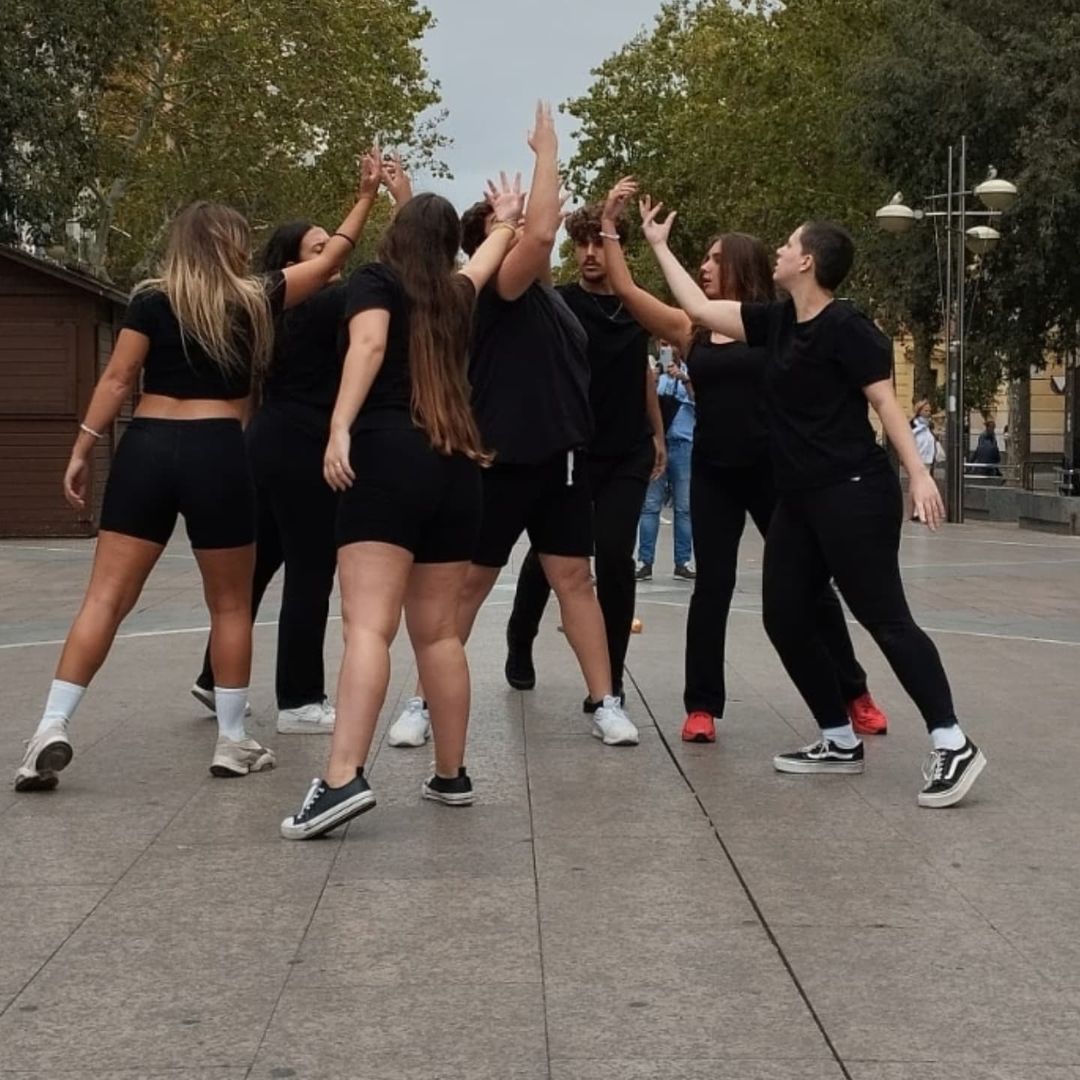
99, 417, 255, 549
336, 427, 482, 563
472, 450, 593, 568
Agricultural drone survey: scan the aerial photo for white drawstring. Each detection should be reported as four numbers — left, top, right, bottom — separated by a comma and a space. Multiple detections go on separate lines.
566, 449, 575, 487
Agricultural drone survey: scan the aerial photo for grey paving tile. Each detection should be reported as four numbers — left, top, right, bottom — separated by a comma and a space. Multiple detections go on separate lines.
0, 1072, 247, 1079
292, 878, 541, 986
0, 885, 108, 997
549, 1063, 845, 1080
845, 1067, 1080, 1080
780, 925, 1080, 1064
251, 983, 547, 1075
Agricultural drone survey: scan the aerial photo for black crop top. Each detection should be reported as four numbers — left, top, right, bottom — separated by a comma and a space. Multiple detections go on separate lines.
123, 270, 285, 399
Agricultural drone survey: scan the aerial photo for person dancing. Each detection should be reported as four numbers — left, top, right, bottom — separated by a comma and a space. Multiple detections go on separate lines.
14, 157, 381, 791
642, 199, 985, 807
389, 103, 639, 750
600, 178, 889, 745
497, 201, 664, 713
192, 158, 414, 735
280, 173, 526, 840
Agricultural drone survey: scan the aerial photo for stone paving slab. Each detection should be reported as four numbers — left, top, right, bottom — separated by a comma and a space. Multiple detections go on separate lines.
1, 521, 1079, 1077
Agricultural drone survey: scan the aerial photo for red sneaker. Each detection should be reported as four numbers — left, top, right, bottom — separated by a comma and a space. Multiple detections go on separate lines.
848, 692, 888, 736
681, 711, 716, 743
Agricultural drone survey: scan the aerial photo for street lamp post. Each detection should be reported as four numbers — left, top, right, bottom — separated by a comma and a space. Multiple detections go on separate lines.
875, 137, 1018, 523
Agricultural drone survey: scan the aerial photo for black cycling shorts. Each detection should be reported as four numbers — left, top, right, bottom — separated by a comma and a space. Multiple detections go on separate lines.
336, 427, 482, 563
471, 450, 594, 568
99, 417, 255, 549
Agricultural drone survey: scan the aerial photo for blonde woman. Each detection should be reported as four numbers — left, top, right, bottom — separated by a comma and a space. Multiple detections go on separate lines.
14, 156, 380, 792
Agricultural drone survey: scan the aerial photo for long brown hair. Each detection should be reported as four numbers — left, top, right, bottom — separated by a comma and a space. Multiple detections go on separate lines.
693, 231, 775, 344
377, 193, 490, 462
136, 201, 274, 381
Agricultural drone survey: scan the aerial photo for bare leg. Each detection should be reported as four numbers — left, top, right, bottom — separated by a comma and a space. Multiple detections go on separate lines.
194, 545, 256, 689
540, 553, 612, 702
55, 531, 164, 685
405, 562, 471, 777
327, 542, 412, 787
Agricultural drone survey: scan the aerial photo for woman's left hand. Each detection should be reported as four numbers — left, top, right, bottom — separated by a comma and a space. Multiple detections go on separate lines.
651, 434, 667, 480
324, 429, 355, 491
910, 469, 945, 530
640, 195, 676, 247
381, 152, 413, 205
357, 146, 382, 200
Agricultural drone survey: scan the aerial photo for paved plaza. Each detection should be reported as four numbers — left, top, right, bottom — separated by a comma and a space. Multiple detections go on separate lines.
0, 520, 1079, 1079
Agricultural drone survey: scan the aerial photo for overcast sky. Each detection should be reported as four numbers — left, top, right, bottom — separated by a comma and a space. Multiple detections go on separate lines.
411, 0, 666, 211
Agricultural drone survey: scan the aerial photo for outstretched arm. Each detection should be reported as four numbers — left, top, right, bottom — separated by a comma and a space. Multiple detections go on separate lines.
494, 102, 562, 301
281, 147, 382, 309
459, 172, 526, 292
641, 196, 746, 342
601, 178, 694, 352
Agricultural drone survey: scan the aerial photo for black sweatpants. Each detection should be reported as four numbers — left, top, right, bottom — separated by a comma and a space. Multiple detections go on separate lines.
762, 466, 957, 732
685, 452, 867, 717
199, 407, 338, 708
506, 440, 654, 692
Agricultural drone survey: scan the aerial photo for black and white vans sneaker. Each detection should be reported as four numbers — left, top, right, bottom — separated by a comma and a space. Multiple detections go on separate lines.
918, 738, 986, 808
773, 737, 865, 774
280, 769, 376, 840
422, 767, 475, 806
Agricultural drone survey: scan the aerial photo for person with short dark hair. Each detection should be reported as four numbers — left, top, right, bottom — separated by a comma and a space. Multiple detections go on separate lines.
498, 197, 665, 708
642, 205, 985, 808
600, 178, 888, 746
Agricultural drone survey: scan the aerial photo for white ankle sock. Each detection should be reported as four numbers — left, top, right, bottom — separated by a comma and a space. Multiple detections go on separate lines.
215, 687, 249, 742
931, 724, 966, 751
822, 723, 859, 749
35, 680, 85, 736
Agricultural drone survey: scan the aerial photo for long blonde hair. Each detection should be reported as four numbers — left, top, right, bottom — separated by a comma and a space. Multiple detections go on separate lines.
136, 202, 274, 380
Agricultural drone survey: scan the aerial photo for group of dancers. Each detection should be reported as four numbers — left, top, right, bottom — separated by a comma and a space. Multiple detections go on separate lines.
13, 103, 986, 838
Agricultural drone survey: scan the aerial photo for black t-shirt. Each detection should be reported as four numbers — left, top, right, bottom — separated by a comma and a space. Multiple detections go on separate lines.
685, 336, 770, 468
557, 283, 650, 458
123, 270, 285, 399
341, 262, 416, 431
469, 281, 592, 465
261, 282, 347, 436
741, 298, 893, 490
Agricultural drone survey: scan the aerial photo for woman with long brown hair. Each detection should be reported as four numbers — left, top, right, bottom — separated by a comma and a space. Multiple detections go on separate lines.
600, 178, 889, 745
280, 175, 526, 840
14, 155, 381, 792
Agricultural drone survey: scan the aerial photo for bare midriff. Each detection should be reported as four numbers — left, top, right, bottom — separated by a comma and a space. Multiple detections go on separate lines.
135, 393, 249, 422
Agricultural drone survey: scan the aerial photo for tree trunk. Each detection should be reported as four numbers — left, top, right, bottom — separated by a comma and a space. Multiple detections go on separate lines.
911, 323, 937, 407
1006, 376, 1030, 485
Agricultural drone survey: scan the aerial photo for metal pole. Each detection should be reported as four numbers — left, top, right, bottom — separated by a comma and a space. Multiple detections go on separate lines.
954, 134, 967, 523
944, 146, 959, 521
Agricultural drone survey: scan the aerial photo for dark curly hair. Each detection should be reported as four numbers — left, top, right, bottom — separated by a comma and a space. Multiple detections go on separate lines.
460, 200, 492, 257
565, 202, 627, 246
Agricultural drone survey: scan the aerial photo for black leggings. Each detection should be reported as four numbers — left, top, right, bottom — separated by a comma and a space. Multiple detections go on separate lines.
762, 467, 957, 732
199, 408, 337, 708
506, 440, 653, 691
686, 453, 867, 717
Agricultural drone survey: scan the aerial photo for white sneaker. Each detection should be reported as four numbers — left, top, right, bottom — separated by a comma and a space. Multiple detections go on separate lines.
191, 684, 252, 717
277, 700, 335, 735
592, 696, 640, 746
387, 697, 430, 747
209, 735, 276, 778
14, 722, 74, 791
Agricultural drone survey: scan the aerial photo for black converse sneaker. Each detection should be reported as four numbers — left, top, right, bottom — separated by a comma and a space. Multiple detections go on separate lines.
505, 632, 536, 691
422, 767, 474, 806
280, 769, 376, 840
773, 737, 865, 774
918, 738, 986, 808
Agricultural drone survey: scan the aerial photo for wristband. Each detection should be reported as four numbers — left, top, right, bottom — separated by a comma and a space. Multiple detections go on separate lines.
598, 231, 621, 241
79, 422, 103, 440
332, 232, 356, 249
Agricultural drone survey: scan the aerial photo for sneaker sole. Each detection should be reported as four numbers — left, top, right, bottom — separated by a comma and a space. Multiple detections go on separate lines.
280, 791, 377, 840
682, 731, 716, 743
14, 771, 59, 792
853, 724, 888, 737
210, 753, 276, 778
918, 750, 986, 809
36, 740, 73, 775
276, 721, 335, 735
387, 728, 431, 748
505, 671, 536, 691
591, 726, 640, 747
421, 784, 475, 806
773, 757, 864, 774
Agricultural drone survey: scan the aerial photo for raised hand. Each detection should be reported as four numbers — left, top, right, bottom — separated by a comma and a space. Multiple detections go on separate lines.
604, 176, 638, 222
486, 171, 525, 224
358, 144, 382, 200
527, 100, 557, 157
639, 195, 676, 247
380, 152, 413, 205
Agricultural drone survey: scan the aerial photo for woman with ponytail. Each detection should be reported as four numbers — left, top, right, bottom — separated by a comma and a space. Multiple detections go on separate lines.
14, 152, 381, 792
280, 175, 526, 840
